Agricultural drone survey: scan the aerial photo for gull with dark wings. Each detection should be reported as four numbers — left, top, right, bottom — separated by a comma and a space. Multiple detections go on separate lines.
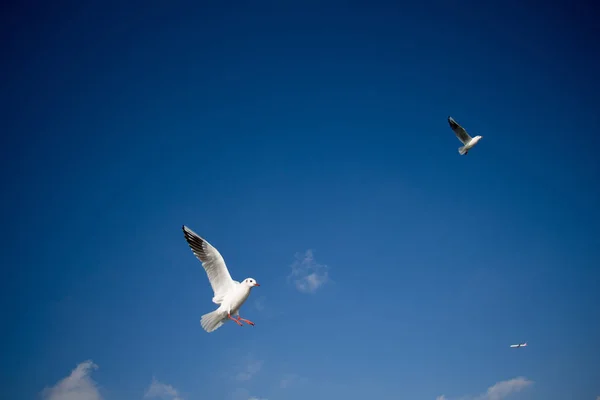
182, 225, 260, 333
448, 116, 483, 155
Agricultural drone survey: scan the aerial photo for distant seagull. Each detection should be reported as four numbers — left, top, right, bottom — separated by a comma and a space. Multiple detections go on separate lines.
510, 342, 528, 348
182, 225, 260, 333
447, 116, 483, 155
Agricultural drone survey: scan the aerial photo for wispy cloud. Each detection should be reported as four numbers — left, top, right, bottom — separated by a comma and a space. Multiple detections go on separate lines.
253, 296, 266, 312
229, 388, 267, 400
251, 295, 284, 320
227, 354, 264, 400
437, 377, 533, 400
144, 377, 183, 400
229, 388, 249, 400
279, 373, 307, 389
235, 358, 263, 382
41, 360, 101, 400
288, 249, 330, 293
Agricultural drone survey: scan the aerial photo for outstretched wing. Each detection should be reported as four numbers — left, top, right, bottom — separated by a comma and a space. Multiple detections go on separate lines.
182, 225, 237, 304
448, 116, 472, 145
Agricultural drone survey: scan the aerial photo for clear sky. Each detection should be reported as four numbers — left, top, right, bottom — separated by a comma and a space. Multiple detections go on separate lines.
2, 1, 599, 400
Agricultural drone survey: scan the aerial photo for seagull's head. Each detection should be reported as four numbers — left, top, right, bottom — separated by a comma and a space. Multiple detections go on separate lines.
243, 278, 260, 288
475, 135, 483, 142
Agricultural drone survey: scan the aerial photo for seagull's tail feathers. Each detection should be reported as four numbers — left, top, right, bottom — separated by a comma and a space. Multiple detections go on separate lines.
458, 145, 467, 155
200, 309, 226, 333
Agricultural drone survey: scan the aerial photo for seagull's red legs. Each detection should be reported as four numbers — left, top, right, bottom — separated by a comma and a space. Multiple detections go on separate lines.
236, 316, 255, 326
228, 314, 243, 326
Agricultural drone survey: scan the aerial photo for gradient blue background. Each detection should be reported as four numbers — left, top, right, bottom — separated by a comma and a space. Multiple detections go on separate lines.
1, 0, 599, 399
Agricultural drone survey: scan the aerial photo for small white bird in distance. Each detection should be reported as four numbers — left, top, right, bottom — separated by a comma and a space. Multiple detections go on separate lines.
510, 342, 528, 348
182, 225, 260, 333
448, 116, 483, 155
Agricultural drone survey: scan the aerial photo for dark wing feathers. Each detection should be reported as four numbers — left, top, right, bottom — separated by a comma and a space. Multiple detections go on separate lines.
182, 225, 235, 303
447, 116, 472, 144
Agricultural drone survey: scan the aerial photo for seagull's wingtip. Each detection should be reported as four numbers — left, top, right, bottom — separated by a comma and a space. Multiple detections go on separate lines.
182, 225, 202, 241
182, 225, 193, 236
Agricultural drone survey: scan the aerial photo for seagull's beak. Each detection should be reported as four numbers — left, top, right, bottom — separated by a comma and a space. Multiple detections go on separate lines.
255, 283, 260, 287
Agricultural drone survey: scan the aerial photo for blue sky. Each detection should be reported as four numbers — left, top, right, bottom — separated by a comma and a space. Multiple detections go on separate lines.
1, 1, 599, 399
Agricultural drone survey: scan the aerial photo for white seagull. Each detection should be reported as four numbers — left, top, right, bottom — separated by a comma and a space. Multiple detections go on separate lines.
510, 342, 528, 348
448, 116, 483, 155
182, 225, 260, 333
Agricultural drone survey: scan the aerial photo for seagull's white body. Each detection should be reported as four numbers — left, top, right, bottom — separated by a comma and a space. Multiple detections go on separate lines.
448, 116, 482, 155
510, 342, 528, 348
182, 225, 260, 333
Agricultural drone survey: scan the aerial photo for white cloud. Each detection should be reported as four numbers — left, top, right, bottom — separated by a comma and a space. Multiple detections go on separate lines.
235, 358, 263, 382
288, 249, 330, 293
41, 361, 183, 400
41, 360, 101, 400
438, 377, 533, 400
248, 397, 267, 400
480, 377, 533, 400
144, 377, 183, 400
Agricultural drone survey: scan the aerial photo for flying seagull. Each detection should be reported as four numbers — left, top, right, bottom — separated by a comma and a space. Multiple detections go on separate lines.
448, 116, 482, 155
182, 225, 260, 333
510, 342, 528, 348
